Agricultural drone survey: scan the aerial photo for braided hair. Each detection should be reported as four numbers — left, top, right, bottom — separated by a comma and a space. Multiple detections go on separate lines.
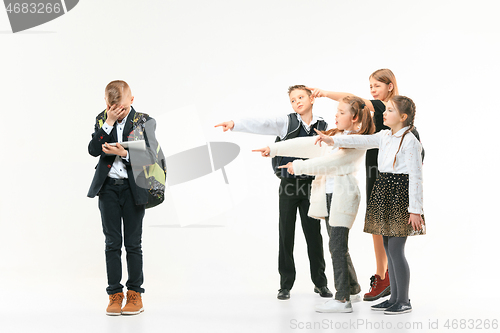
390, 95, 416, 168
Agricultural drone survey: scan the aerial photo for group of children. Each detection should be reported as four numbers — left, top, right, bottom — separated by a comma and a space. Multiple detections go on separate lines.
217, 69, 425, 315
89, 69, 424, 316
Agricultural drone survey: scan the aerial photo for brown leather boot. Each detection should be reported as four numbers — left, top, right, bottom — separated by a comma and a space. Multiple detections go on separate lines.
106, 292, 124, 316
363, 270, 390, 301
122, 290, 144, 315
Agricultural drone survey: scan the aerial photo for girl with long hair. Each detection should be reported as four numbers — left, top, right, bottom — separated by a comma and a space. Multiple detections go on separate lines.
315, 95, 425, 314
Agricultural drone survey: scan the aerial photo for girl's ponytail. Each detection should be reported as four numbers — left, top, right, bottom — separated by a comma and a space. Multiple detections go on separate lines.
321, 96, 375, 137
357, 102, 375, 135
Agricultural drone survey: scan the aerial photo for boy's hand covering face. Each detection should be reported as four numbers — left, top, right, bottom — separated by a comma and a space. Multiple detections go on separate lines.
106, 104, 127, 125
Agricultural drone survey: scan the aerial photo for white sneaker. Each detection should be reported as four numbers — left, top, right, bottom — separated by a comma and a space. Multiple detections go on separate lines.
350, 294, 362, 303
315, 299, 353, 313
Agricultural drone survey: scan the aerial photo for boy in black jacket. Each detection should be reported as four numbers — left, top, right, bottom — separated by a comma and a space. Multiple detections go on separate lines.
88, 80, 158, 316
216, 85, 332, 300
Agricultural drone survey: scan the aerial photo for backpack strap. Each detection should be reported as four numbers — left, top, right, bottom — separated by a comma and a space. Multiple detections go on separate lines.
131, 112, 149, 130
97, 110, 107, 129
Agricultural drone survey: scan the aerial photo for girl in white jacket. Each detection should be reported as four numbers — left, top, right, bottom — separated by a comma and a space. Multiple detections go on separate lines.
254, 96, 375, 313
314, 95, 424, 315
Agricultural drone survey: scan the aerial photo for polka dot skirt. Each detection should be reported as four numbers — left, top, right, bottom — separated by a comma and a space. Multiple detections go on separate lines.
364, 173, 425, 237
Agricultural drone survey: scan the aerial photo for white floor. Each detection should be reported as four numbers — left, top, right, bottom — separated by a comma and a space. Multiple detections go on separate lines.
3, 284, 498, 333
3, 215, 499, 333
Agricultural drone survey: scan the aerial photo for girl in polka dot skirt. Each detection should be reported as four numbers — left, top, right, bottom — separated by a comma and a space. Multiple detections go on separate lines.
315, 95, 425, 315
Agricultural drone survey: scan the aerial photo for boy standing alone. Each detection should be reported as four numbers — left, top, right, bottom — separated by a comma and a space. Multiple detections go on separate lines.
216, 85, 332, 300
88, 80, 158, 315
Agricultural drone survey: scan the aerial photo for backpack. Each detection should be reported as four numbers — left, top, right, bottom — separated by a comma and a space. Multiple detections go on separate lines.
98, 110, 167, 209
271, 113, 327, 178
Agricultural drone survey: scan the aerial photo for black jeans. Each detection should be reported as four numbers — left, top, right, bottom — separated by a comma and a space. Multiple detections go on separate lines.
278, 178, 327, 290
98, 178, 145, 295
325, 193, 361, 300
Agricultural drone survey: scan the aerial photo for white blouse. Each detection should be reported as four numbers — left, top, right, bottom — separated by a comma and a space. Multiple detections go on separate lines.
332, 126, 424, 215
102, 114, 130, 179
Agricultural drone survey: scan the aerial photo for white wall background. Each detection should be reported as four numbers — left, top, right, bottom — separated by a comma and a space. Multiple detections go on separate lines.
1, 0, 499, 332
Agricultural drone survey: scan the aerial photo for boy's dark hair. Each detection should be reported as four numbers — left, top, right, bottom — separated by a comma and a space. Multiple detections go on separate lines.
288, 85, 312, 96
105, 80, 130, 106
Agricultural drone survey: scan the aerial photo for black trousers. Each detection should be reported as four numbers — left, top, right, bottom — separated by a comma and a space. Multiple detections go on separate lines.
278, 178, 327, 290
365, 148, 380, 199
98, 178, 145, 295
